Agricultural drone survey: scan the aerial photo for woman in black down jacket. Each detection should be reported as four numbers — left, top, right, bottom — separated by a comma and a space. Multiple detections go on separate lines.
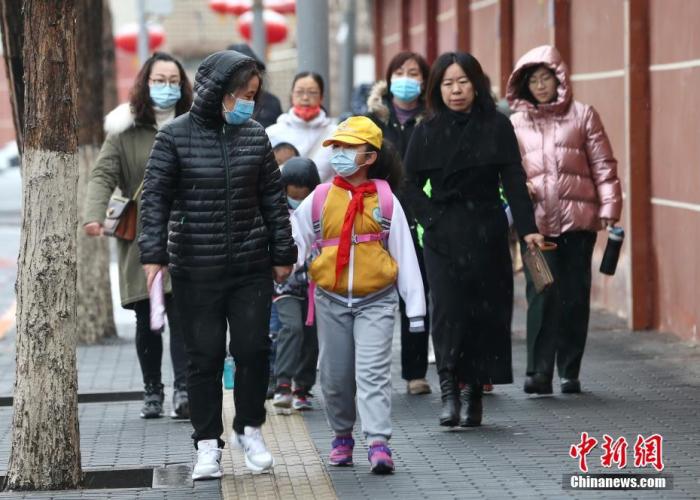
403, 52, 543, 428
139, 50, 296, 480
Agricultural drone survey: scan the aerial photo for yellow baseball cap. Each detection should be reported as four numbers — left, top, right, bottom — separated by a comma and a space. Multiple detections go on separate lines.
322, 116, 383, 150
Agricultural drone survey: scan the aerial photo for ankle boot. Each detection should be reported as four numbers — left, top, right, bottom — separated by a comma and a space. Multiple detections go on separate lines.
439, 375, 459, 427
459, 384, 483, 427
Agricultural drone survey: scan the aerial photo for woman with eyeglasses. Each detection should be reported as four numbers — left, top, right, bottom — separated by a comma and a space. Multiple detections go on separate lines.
266, 72, 337, 181
84, 52, 193, 420
506, 46, 621, 395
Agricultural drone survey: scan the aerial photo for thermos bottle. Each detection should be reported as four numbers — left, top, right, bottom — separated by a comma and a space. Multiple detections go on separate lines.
223, 356, 235, 390
600, 226, 624, 276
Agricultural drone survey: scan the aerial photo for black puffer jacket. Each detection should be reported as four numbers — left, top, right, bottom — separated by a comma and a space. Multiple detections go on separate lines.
139, 50, 296, 280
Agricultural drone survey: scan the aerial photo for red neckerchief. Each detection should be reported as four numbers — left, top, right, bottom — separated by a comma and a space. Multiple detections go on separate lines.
332, 176, 377, 288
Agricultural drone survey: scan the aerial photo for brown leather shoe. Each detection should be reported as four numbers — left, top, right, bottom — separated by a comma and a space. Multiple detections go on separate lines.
407, 378, 432, 395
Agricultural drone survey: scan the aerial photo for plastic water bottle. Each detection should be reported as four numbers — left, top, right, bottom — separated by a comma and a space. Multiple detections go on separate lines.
600, 226, 624, 276
223, 356, 235, 390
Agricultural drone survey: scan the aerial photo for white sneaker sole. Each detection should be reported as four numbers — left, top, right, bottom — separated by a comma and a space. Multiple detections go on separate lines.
292, 403, 313, 411
140, 412, 163, 419
231, 436, 274, 473
191, 467, 223, 480
272, 398, 292, 409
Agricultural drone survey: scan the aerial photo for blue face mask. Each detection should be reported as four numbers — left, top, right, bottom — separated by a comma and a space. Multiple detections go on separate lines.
330, 148, 367, 177
222, 98, 255, 125
287, 197, 302, 210
390, 77, 421, 102
150, 84, 181, 109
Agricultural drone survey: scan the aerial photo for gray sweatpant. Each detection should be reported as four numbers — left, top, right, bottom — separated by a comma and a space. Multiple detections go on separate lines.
315, 288, 398, 444
274, 296, 318, 389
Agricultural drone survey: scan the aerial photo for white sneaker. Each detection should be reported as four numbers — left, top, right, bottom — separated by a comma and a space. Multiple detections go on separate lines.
272, 391, 292, 409
192, 439, 223, 480
231, 426, 274, 473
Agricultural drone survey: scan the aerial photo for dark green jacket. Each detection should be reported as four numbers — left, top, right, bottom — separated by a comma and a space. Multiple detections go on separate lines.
84, 103, 172, 307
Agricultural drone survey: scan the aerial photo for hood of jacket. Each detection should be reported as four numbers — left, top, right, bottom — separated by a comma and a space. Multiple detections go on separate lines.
104, 103, 136, 135
506, 45, 572, 115
367, 80, 391, 123
191, 50, 261, 128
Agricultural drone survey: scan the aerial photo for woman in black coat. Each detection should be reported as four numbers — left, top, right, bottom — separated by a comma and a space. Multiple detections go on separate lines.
139, 50, 296, 480
403, 52, 544, 428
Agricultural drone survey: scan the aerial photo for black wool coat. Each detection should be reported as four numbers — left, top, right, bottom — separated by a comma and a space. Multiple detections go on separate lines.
403, 108, 537, 384
139, 50, 297, 281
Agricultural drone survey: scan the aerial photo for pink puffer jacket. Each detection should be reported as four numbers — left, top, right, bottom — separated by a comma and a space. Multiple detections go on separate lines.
506, 45, 622, 237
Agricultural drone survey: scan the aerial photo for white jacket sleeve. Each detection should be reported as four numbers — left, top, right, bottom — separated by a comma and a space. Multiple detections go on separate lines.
387, 195, 426, 332
290, 193, 316, 270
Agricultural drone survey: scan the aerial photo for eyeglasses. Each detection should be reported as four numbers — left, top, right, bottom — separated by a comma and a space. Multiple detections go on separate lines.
293, 90, 321, 98
528, 74, 554, 86
149, 80, 181, 89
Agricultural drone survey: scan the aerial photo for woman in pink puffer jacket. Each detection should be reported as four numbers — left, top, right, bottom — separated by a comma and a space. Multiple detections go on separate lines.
506, 45, 622, 395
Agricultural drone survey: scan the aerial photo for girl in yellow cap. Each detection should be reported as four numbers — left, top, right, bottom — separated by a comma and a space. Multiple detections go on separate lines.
291, 116, 426, 474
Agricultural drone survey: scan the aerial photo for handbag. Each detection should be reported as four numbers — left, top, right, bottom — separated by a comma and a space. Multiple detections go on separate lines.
102, 179, 144, 242
522, 241, 556, 293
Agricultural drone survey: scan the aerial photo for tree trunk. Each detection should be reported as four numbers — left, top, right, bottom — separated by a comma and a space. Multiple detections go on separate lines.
102, 0, 118, 114
76, 147, 116, 344
0, 0, 24, 153
5, 0, 82, 490
75, 0, 116, 345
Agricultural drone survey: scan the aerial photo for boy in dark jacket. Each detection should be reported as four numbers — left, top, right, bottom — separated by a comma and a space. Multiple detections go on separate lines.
271, 158, 321, 411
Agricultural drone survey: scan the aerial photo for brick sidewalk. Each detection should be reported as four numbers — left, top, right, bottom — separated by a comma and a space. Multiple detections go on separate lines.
220, 396, 336, 499
302, 279, 700, 499
0, 274, 698, 498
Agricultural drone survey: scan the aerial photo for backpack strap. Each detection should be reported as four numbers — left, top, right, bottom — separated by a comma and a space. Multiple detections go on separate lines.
311, 182, 333, 243
311, 179, 394, 250
371, 179, 393, 234
307, 183, 332, 328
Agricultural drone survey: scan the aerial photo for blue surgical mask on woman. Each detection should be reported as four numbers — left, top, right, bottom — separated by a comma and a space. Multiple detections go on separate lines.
330, 148, 369, 177
222, 97, 255, 125
150, 84, 181, 109
390, 77, 421, 102
287, 196, 302, 210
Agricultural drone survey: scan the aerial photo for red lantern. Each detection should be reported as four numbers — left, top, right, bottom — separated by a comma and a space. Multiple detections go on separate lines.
238, 9, 288, 44
114, 23, 165, 54
265, 0, 295, 14
209, 0, 229, 14
226, 0, 251, 15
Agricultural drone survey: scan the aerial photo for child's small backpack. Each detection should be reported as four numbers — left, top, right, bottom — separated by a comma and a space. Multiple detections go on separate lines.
304, 178, 394, 325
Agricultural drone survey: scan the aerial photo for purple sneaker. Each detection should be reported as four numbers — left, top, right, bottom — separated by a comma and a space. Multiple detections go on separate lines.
329, 436, 354, 466
368, 442, 394, 474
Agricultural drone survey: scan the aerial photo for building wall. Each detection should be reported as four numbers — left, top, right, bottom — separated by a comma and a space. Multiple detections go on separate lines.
436, 0, 458, 54
567, 0, 628, 318
470, 0, 500, 93
648, 0, 700, 340
512, 0, 550, 62
371, 0, 700, 341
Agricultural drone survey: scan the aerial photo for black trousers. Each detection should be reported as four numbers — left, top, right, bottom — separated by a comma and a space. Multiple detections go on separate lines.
133, 295, 187, 389
172, 273, 272, 445
400, 227, 430, 381
523, 230, 597, 380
